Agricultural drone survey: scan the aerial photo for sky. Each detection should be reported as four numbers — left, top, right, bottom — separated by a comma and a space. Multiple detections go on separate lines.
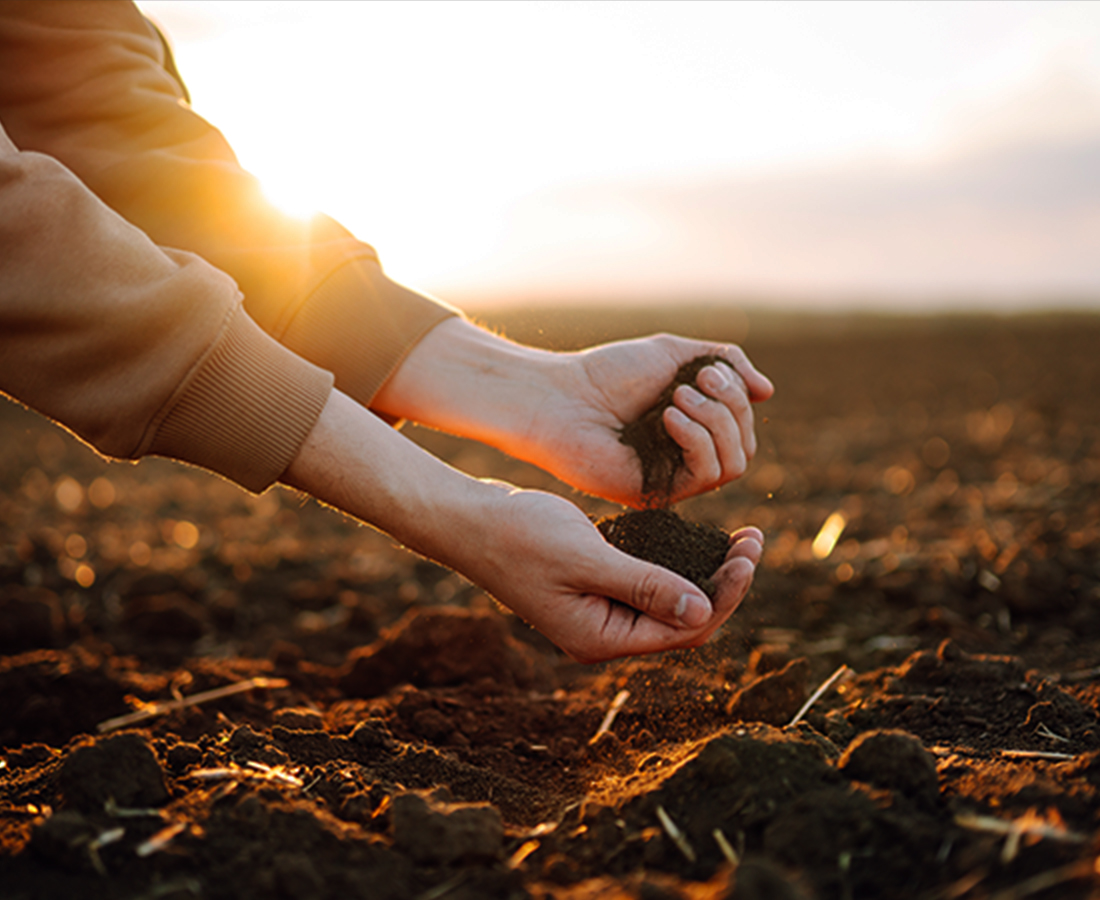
138, 0, 1100, 310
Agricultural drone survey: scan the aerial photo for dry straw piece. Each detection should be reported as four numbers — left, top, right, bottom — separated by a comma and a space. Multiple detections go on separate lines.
787, 664, 853, 727
656, 805, 696, 863
97, 677, 289, 732
590, 689, 630, 744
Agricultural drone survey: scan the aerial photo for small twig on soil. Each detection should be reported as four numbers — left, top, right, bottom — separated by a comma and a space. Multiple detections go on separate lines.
987, 860, 1097, 900
245, 761, 304, 787
656, 805, 696, 863
788, 665, 853, 727
1057, 665, 1100, 683
87, 827, 125, 876
712, 828, 739, 866
135, 821, 188, 858
506, 840, 540, 869
188, 763, 303, 788
104, 797, 167, 819
998, 749, 1076, 761
954, 811, 1086, 864
96, 677, 289, 733
1034, 723, 1071, 743
416, 872, 468, 900
589, 689, 630, 744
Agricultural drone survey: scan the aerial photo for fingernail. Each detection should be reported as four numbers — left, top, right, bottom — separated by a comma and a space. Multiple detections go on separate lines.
702, 365, 732, 391
681, 386, 706, 406
676, 592, 711, 627
666, 406, 690, 426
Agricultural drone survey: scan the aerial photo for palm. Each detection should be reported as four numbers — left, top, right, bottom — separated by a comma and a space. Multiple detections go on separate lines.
522, 335, 752, 507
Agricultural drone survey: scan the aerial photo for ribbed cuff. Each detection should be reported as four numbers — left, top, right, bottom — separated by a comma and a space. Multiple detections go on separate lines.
278, 258, 458, 407
143, 305, 334, 493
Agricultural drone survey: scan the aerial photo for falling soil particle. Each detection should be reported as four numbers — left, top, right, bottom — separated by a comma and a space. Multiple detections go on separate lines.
596, 508, 730, 597
618, 354, 735, 505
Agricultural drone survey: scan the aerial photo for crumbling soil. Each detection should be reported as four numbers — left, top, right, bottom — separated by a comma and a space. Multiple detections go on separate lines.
597, 510, 730, 597
3, 311, 1100, 900
618, 354, 735, 505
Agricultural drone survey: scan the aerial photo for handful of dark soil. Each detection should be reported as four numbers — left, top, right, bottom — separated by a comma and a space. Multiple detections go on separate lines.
618, 354, 734, 505
601, 356, 739, 596
596, 508, 730, 598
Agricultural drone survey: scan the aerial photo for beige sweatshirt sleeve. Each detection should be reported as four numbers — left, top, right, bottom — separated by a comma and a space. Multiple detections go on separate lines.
0, 125, 334, 492
0, 0, 458, 409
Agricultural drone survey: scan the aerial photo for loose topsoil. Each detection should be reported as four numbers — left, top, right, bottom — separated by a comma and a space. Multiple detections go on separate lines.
618, 354, 735, 504
3, 311, 1100, 900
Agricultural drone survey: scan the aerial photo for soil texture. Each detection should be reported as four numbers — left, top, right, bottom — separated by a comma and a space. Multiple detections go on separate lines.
3, 311, 1100, 900
596, 510, 730, 597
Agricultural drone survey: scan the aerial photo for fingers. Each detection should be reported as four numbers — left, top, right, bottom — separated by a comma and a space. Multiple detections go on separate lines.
714, 345, 775, 402
662, 361, 755, 494
568, 527, 765, 662
598, 547, 714, 630
698, 361, 756, 458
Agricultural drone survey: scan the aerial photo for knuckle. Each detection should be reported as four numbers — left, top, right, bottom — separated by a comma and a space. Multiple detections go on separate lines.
629, 568, 664, 616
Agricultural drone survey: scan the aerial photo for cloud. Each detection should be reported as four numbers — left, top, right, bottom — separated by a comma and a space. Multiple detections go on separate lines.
457, 74, 1100, 309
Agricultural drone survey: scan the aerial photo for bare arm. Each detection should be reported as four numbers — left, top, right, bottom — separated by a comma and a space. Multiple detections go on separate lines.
372, 317, 775, 507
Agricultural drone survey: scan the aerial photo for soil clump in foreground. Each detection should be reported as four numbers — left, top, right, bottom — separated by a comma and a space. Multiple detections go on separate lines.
3, 313, 1100, 899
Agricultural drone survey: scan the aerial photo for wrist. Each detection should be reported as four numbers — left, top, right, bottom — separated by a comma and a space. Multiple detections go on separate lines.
372, 317, 566, 449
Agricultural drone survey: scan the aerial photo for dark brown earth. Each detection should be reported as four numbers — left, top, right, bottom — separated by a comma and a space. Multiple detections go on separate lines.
3, 308, 1100, 900
596, 509, 730, 598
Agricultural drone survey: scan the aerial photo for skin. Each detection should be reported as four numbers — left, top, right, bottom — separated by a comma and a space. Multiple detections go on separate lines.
283, 318, 773, 663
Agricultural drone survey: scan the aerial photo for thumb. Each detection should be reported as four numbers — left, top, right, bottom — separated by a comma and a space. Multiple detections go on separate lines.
597, 546, 714, 629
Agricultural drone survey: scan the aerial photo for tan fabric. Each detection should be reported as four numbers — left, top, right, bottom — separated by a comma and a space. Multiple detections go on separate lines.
0, 129, 334, 492
0, 0, 460, 490
0, 0, 457, 408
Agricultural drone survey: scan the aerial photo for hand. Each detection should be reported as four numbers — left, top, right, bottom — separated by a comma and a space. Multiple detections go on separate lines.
282, 390, 765, 663
462, 487, 765, 662
529, 332, 774, 506
372, 320, 774, 507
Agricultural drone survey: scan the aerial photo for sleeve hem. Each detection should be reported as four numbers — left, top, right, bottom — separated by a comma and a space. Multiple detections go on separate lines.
142, 305, 334, 493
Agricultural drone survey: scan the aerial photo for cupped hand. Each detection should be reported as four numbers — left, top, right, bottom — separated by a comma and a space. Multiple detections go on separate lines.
525, 333, 774, 507
461, 486, 764, 662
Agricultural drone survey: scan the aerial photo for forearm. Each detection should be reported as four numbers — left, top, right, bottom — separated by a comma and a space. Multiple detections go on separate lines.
281, 389, 504, 573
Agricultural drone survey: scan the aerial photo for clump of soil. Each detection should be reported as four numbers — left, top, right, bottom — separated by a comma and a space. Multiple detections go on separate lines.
618, 354, 734, 505
596, 509, 730, 597
601, 355, 738, 595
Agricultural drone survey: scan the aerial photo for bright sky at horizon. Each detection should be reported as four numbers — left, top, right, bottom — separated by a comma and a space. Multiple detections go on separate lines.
139, 0, 1100, 309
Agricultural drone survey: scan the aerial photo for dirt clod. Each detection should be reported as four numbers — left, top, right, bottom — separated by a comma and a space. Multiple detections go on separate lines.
390, 792, 503, 865
597, 508, 730, 597
837, 729, 941, 808
59, 733, 168, 813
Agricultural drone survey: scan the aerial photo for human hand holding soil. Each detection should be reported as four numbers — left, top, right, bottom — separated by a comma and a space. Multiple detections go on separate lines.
372, 318, 774, 507
282, 390, 764, 662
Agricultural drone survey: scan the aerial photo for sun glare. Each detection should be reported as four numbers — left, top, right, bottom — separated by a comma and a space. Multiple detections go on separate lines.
138, 0, 1100, 307
257, 177, 318, 222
